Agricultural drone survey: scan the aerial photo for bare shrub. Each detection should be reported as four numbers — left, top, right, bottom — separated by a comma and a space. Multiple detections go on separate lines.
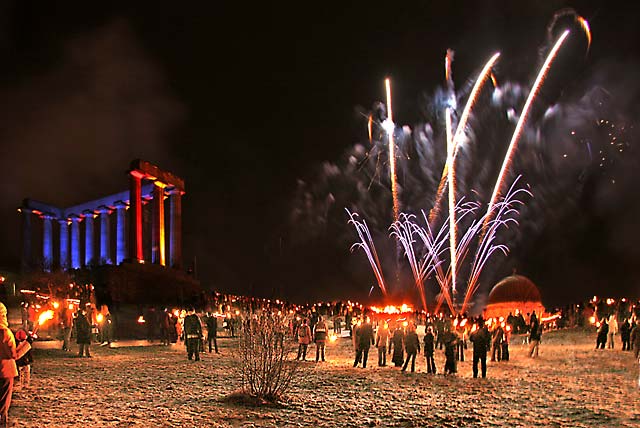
237, 312, 299, 403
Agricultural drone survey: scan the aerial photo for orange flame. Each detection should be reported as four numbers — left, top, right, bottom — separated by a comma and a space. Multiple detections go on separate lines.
38, 310, 55, 326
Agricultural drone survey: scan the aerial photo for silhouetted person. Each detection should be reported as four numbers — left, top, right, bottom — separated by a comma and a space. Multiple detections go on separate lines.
470, 319, 490, 378
423, 326, 436, 374
354, 319, 375, 368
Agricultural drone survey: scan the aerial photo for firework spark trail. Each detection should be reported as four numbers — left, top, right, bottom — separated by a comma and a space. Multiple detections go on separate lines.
445, 107, 457, 295
368, 114, 373, 143
484, 30, 570, 230
429, 53, 502, 224
415, 212, 455, 315
411, 202, 478, 315
347, 210, 388, 296
384, 78, 399, 222
461, 177, 531, 313
577, 16, 591, 52
445, 49, 454, 87
390, 214, 432, 311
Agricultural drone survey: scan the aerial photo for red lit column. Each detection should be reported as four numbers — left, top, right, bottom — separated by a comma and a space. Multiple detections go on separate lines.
168, 188, 182, 269
128, 170, 145, 263
151, 182, 166, 266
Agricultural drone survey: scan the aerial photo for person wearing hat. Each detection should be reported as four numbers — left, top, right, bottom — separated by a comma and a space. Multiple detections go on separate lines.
0, 302, 18, 426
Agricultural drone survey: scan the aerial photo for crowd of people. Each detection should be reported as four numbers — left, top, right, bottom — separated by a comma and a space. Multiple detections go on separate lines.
0, 291, 638, 426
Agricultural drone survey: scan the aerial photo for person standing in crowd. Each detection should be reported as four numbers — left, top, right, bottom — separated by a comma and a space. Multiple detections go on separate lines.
333, 313, 342, 336
423, 326, 436, 374
491, 322, 504, 362
100, 308, 114, 347
596, 318, 609, 350
75, 308, 92, 358
402, 323, 420, 373
528, 311, 542, 358
375, 321, 389, 367
0, 303, 17, 427
183, 308, 203, 361
160, 308, 172, 346
354, 318, 374, 368
443, 326, 458, 375
61, 305, 74, 352
470, 318, 491, 378
390, 325, 405, 367
205, 312, 219, 354
14, 330, 33, 390
620, 318, 631, 351
501, 323, 510, 361
630, 320, 640, 359
456, 324, 466, 362
607, 314, 618, 349
296, 318, 312, 361
314, 316, 328, 362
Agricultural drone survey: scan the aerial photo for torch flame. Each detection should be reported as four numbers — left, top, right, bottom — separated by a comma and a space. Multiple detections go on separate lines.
38, 310, 54, 326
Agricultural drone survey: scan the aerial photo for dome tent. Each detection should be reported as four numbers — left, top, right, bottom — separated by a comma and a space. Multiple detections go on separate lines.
483, 275, 545, 320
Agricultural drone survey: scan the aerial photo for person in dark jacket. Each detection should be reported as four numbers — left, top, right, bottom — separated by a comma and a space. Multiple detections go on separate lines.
491, 324, 504, 362
620, 318, 631, 351
423, 326, 436, 374
354, 318, 375, 368
205, 312, 219, 353
314, 316, 328, 362
528, 312, 542, 357
389, 326, 405, 367
442, 327, 458, 374
596, 318, 609, 350
75, 309, 92, 358
470, 318, 491, 378
183, 308, 203, 361
402, 323, 420, 372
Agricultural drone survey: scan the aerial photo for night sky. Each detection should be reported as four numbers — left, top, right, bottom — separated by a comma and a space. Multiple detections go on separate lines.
0, 1, 638, 307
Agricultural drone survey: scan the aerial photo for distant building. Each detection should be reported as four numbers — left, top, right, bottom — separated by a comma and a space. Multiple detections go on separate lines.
18, 160, 201, 337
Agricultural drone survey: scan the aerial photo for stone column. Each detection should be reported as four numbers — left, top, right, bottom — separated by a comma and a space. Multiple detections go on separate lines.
168, 188, 182, 269
97, 205, 112, 265
59, 219, 69, 270
83, 210, 95, 266
70, 215, 81, 269
42, 214, 54, 271
20, 208, 32, 272
152, 182, 166, 266
114, 201, 127, 265
129, 170, 145, 263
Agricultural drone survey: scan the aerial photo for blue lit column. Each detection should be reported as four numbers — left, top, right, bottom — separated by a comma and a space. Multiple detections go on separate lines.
42, 214, 54, 272
168, 188, 183, 269
98, 205, 112, 264
83, 210, 95, 266
70, 215, 81, 269
59, 219, 69, 270
114, 201, 127, 265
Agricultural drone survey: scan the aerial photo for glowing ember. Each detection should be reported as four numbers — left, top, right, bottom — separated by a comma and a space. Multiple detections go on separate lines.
52, 301, 59, 309
96, 313, 104, 323
137, 316, 146, 324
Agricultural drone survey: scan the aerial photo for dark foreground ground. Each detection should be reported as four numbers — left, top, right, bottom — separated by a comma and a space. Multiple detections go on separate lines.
9, 328, 640, 427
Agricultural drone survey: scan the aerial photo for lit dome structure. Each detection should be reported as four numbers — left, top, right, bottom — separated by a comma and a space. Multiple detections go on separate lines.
483, 275, 545, 319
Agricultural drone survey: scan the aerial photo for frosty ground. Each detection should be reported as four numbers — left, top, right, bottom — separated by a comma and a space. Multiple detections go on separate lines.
10, 328, 640, 427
